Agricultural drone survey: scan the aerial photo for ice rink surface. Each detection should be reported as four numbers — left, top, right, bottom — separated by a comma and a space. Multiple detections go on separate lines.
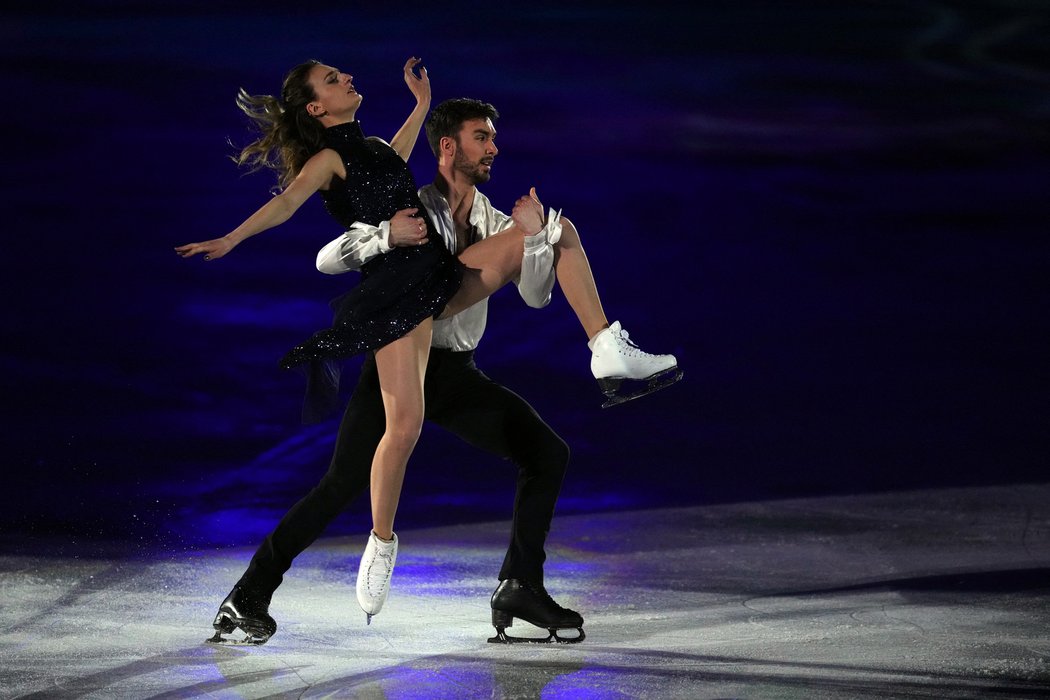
4, 484, 1049, 699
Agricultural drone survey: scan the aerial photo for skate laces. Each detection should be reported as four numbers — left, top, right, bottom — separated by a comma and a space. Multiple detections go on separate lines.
524, 580, 564, 612
364, 551, 394, 598
613, 327, 652, 359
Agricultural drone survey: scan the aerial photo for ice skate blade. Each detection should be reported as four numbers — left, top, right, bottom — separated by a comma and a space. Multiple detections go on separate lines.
205, 630, 269, 646
205, 614, 272, 646
599, 367, 683, 408
488, 626, 586, 644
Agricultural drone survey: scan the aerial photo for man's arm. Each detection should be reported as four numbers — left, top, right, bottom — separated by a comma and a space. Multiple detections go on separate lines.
316, 221, 389, 274
316, 207, 430, 274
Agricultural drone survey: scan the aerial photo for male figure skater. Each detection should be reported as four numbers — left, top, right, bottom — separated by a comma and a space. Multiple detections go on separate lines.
211, 98, 677, 645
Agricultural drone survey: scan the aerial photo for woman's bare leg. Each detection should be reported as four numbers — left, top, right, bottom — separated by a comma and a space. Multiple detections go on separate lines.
441, 227, 528, 318
370, 317, 432, 539
552, 217, 609, 340
441, 212, 678, 407
445, 216, 609, 339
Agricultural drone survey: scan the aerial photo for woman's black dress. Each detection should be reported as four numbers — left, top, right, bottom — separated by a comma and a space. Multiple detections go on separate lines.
280, 121, 463, 421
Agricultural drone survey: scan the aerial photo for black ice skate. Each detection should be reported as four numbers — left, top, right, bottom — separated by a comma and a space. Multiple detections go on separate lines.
488, 578, 585, 644
206, 585, 277, 645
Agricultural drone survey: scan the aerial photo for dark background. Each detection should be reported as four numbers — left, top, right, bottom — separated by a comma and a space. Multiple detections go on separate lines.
2, 1, 1047, 555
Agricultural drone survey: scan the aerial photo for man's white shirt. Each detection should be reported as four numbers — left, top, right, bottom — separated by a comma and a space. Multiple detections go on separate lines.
315, 184, 561, 350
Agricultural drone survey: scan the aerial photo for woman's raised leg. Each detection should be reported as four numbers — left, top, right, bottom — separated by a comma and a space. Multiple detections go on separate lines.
441, 215, 680, 408
440, 217, 606, 338
441, 227, 528, 318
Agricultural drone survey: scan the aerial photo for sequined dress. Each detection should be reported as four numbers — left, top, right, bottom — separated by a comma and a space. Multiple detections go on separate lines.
280, 121, 463, 420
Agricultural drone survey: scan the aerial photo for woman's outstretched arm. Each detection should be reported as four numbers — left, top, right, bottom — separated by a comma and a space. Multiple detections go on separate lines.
175, 149, 342, 261
388, 57, 431, 162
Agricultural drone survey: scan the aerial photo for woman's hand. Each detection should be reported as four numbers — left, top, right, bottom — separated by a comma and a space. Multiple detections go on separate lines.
174, 236, 235, 261
512, 187, 546, 235
403, 57, 430, 106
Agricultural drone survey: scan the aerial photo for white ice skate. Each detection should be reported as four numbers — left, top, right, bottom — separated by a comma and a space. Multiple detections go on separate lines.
356, 531, 398, 624
589, 321, 682, 408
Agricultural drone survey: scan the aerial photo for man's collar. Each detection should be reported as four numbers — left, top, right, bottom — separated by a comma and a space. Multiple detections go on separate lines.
423, 181, 485, 222
467, 187, 488, 225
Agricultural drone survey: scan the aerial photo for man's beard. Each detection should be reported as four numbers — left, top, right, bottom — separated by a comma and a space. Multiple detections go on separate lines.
453, 151, 491, 184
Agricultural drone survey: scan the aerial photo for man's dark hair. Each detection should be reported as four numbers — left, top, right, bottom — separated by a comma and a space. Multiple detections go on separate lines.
425, 98, 500, 157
